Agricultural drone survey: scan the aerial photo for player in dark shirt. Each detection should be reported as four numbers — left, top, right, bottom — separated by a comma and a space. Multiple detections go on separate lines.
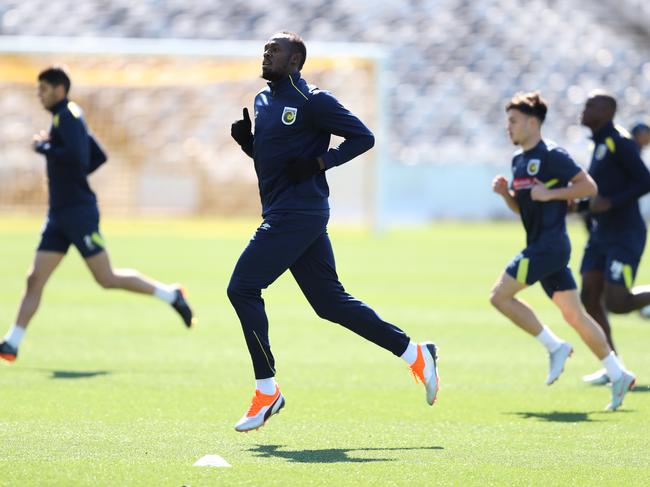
578, 94, 650, 385
490, 92, 634, 410
0, 67, 194, 364
228, 32, 439, 432
631, 122, 650, 152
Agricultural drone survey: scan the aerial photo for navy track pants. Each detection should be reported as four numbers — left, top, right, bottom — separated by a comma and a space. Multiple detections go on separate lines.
227, 213, 411, 379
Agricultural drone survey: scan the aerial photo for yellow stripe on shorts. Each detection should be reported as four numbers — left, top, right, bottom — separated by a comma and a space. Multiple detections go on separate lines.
91, 232, 105, 249
623, 264, 633, 289
516, 258, 529, 284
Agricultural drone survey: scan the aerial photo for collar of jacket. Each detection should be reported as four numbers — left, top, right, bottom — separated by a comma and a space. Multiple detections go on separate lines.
48, 97, 69, 115
267, 72, 301, 96
591, 120, 615, 142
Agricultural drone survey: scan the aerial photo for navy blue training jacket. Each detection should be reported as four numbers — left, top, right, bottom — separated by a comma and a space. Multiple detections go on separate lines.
241, 72, 375, 217
34, 98, 107, 211
588, 121, 650, 235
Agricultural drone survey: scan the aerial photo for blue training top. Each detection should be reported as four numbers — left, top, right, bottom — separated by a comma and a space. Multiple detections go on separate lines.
244, 72, 375, 217
587, 121, 650, 236
34, 98, 107, 212
510, 139, 582, 246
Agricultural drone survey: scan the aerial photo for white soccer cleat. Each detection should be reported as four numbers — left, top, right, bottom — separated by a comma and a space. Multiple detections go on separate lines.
606, 370, 636, 411
582, 368, 610, 386
409, 342, 440, 405
234, 386, 285, 432
546, 342, 573, 385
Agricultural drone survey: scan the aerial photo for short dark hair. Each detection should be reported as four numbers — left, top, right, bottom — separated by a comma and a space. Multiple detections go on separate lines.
631, 122, 650, 136
506, 91, 548, 123
38, 66, 71, 94
590, 91, 617, 115
279, 31, 307, 70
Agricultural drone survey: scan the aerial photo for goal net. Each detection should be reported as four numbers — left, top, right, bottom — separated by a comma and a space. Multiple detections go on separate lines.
0, 36, 388, 223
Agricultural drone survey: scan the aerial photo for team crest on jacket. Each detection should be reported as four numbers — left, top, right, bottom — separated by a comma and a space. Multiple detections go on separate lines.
526, 159, 541, 176
595, 144, 608, 161
281, 107, 298, 125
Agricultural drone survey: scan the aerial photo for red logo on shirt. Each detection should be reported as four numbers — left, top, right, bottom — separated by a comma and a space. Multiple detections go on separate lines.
512, 177, 536, 190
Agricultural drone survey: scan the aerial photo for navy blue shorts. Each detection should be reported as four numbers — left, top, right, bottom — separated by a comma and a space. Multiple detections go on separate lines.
580, 231, 646, 288
37, 205, 105, 258
506, 242, 577, 298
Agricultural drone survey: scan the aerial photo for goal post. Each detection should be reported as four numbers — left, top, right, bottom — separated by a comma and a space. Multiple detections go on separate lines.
0, 35, 389, 227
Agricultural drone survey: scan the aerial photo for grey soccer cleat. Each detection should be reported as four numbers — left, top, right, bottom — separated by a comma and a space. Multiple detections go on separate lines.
546, 342, 573, 385
606, 370, 636, 411
582, 368, 610, 386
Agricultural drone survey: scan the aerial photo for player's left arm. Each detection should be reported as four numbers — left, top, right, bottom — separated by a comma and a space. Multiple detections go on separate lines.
607, 138, 650, 209
307, 91, 375, 169
87, 133, 108, 174
531, 150, 597, 201
286, 91, 375, 183
532, 170, 597, 201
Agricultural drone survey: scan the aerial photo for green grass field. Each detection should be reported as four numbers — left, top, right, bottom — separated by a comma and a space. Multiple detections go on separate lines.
1, 216, 648, 486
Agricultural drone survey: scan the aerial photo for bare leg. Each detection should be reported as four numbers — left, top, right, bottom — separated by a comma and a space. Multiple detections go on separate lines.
85, 250, 157, 294
580, 271, 615, 351
85, 250, 194, 328
552, 289, 611, 360
605, 281, 650, 313
489, 271, 544, 336
14, 251, 66, 329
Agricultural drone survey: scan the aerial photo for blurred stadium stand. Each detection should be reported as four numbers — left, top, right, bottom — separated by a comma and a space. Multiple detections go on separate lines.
0, 0, 648, 222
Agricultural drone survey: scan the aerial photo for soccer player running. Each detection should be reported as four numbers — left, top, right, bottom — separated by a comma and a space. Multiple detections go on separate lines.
228, 31, 439, 432
630, 122, 650, 153
578, 94, 650, 385
0, 67, 194, 363
490, 91, 635, 411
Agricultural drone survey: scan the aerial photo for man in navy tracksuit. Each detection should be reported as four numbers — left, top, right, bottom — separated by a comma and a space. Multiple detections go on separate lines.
579, 93, 650, 385
0, 67, 194, 364
229, 32, 439, 432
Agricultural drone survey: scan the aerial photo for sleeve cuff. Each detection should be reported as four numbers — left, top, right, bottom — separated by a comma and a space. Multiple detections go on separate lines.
321, 153, 337, 170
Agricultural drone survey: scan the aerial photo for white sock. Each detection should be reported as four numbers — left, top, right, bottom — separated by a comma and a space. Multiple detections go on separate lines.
4, 325, 26, 348
535, 326, 563, 353
153, 284, 176, 304
601, 352, 623, 382
616, 354, 625, 369
400, 341, 419, 365
256, 377, 277, 395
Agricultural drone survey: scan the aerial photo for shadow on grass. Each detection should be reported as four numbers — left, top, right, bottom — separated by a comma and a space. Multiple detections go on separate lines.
50, 370, 110, 379
631, 383, 650, 393
247, 444, 443, 464
511, 411, 600, 423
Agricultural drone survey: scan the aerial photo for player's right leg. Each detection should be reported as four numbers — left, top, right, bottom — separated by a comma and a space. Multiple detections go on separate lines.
228, 214, 326, 432
489, 251, 572, 385
579, 235, 617, 384
551, 288, 635, 410
1, 251, 65, 363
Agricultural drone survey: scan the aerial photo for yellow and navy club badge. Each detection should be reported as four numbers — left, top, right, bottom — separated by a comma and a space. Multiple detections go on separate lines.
595, 144, 608, 161
526, 158, 541, 176
281, 106, 297, 125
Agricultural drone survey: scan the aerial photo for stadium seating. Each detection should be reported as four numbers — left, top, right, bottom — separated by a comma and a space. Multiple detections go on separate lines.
1, 0, 648, 162
0, 0, 648, 214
